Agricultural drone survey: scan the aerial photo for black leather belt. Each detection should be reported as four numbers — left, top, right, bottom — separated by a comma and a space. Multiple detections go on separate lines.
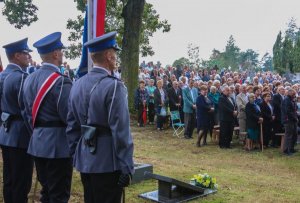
35, 120, 67, 128
92, 125, 112, 135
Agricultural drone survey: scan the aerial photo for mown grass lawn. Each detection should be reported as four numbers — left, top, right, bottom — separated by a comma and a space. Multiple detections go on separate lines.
1, 124, 300, 203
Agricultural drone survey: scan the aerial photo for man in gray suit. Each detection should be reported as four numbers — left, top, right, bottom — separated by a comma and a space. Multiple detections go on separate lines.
0, 38, 33, 203
66, 31, 134, 203
23, 32, 73, 203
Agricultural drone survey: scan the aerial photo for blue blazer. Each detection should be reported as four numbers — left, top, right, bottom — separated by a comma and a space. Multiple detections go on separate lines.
67, 68, 134, 174
23, 64, 73, 158
182, 87, 198, 113
0, 64, 30, 149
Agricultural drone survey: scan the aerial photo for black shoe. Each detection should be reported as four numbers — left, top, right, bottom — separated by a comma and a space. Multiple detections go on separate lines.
184, 136, 190, 139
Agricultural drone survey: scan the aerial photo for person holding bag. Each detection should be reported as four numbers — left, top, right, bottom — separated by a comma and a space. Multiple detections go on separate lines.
154, 79, 169, 131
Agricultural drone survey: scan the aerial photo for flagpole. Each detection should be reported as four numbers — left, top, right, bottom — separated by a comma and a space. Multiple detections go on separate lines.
87, 0, 94, 71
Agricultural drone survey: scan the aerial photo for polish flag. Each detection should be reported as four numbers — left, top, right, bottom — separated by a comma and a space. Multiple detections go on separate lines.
93, 0, 106, 37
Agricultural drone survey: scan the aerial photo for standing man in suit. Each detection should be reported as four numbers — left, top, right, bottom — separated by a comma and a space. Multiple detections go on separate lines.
272, 86, 285, 147
182, 79, 198, 139
281, 89, 298, 155
0, 38, 33, 203
218, 86, 237, 148
168, 81, 182, 112
67, 32, 134, 202
23, 32, 73, 203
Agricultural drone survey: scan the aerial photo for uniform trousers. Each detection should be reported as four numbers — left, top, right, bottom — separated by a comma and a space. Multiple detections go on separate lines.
34, 157, 72, 203
219, 121, 234, 148
80, 171, 123, 203
1, 146, 33, 203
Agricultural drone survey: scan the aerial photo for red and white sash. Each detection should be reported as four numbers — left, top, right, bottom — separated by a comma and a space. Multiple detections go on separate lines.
32, 72, 61, 127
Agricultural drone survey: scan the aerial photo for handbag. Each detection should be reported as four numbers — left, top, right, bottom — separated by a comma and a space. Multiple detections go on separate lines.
160, 107, 167, 116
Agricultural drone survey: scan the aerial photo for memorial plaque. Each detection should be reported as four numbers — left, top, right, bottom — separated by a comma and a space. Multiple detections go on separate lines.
139, 172, 217, 203
132, 163, 153, 184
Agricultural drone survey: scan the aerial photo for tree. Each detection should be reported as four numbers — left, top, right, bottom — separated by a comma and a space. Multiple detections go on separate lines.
260, 52, 273, 71
282, 36, 294, 72
293, 38, 300, 72
66, 0, 170, 60
273, 31, 284, 73
223, 35, 240, 70
120, 0, 145, 111
285, 17, 298, 44
238, 49, 259, 70
2, 0, 38, 29
172, 57, 190, 68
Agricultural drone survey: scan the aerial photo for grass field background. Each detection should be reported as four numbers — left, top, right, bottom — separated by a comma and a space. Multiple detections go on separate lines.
0, 124, 300, 203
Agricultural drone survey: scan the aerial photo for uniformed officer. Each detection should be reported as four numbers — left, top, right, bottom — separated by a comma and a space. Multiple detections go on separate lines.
66, 31, 134, 203
22, 32, 73, 203
0, 38, 33, 203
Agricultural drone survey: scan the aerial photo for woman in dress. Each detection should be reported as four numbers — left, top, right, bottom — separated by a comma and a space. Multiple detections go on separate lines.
245, 93, 263, 151
196, 85, 214, 147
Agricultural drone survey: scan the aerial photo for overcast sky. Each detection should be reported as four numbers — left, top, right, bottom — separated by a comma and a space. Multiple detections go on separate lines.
1, 0, 300, 68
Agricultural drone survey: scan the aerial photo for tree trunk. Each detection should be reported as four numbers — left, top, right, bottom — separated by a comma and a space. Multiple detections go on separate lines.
121, 0, 145, 111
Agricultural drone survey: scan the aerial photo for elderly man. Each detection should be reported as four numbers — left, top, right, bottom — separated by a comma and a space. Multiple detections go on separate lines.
281, 89, 298, 155
218, 86, 237, 148
236, 84, 248, 133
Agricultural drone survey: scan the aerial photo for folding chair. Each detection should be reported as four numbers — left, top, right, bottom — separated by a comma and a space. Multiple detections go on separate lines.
170, 111, 185, 137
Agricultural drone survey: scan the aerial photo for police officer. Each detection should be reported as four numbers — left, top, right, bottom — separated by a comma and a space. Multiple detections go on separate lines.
0, 38, 33, 203
23, 32, 73, 203
66, 31, 134, 203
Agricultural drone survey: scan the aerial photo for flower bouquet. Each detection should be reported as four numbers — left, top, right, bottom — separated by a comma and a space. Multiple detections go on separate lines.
190, 173, 218, 190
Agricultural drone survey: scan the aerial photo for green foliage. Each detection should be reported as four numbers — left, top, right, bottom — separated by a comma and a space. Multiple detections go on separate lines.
2, 0, 38, 29
273, 31, 283, 73
293, 38, 300, 72
223, 35, 240, 70
282, 36, 294, 72
172, 57, 190, 67
238, 49, 259, 70
65, 0, 171, 59
260, 52, 273, 71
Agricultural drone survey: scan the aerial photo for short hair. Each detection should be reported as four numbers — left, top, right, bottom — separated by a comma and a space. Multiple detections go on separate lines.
210, 86, 216, 92
262, 91, 271, 98
200, 85, 208, 91
253, 86, 260, 93
90, 50, 107, 64
139, 80, 145, 84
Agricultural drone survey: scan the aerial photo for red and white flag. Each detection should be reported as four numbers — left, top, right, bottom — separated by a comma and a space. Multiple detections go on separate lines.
93, 0, 106, 37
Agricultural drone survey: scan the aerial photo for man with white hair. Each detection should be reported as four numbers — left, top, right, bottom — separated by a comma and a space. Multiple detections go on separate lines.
218, 86, 237, 148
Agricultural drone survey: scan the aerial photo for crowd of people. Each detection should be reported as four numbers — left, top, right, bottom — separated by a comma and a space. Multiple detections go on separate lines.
135, 63, 299, 155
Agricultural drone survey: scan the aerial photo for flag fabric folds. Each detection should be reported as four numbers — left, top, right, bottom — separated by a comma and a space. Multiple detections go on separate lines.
76, 0, 106, 78
76, 7, 88, 78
